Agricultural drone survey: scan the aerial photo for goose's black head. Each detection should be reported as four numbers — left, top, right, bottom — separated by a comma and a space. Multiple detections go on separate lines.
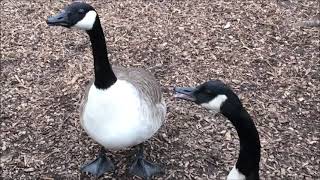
174, 80, 243, 115
47, 2, 97, 30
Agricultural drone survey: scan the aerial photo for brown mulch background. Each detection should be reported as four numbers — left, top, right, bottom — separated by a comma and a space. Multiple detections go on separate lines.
1, 0, 319, 179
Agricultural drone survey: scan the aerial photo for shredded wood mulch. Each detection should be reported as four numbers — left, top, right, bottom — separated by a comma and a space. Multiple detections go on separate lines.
1, 0, 319, 179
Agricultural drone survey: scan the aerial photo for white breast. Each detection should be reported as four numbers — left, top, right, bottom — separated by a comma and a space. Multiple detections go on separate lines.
82, 80, 162, 150
227, 166, 246, 180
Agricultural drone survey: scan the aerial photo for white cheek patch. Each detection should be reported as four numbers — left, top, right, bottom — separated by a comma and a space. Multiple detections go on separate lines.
227, 166, 246, 180
73, 10, 97, 30
200, 94, 227, 113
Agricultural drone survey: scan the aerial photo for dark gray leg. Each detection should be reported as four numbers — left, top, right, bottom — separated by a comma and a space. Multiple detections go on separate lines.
81, 147, 115, 177
128, 144, 164, 179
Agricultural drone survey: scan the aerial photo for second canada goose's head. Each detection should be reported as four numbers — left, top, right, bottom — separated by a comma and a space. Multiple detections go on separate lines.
175, 80, 260, 179
47, 2, 97, 30
174, 80, 243, 115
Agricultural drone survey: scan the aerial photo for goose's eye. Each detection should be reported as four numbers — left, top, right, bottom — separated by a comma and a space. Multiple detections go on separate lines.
78, 9, 85, 14
204, 88, 212, 95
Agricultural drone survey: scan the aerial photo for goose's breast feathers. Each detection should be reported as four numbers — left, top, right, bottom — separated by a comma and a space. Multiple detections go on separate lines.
113, 66, 164, 105
80, 67, 166, 150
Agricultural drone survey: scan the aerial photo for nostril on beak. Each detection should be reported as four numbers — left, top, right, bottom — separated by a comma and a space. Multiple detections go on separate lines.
57, 16, 63, 20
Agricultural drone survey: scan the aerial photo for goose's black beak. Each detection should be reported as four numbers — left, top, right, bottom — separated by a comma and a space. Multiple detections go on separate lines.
47, 10, 71, 27
174, 87, 196, 102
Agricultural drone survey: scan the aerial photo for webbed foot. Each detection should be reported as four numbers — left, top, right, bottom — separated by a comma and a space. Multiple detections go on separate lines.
81, 147, 115, 177
128, 144, 164, 179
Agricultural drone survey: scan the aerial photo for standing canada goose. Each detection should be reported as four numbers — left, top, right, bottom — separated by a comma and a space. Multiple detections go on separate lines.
174, 80, 260, 180
46, 2, 166, 179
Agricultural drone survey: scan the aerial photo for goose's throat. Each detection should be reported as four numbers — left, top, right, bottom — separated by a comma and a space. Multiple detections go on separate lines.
86, 17, 117, 89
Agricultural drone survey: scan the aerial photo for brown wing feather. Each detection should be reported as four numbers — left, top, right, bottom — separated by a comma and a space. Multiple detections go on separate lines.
79, 80, 94, 126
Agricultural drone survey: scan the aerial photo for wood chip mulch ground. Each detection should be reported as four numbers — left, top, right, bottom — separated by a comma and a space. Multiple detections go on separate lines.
1, 0, 319, 179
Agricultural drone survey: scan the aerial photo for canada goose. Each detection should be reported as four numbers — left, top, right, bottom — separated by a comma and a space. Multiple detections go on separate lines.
174, 80, 261, 180
46, 2, 166, 179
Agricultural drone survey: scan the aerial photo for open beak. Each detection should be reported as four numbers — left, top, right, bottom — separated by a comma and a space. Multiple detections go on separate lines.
46, 10, 71, 27
174, 87, 196, 102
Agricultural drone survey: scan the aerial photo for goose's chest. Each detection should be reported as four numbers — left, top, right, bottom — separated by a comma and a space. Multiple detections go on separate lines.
81, 81, 154, 149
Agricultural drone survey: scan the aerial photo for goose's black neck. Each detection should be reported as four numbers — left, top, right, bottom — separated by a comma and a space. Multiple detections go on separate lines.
86, 16, 116, 89
223, 107, 261, 179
